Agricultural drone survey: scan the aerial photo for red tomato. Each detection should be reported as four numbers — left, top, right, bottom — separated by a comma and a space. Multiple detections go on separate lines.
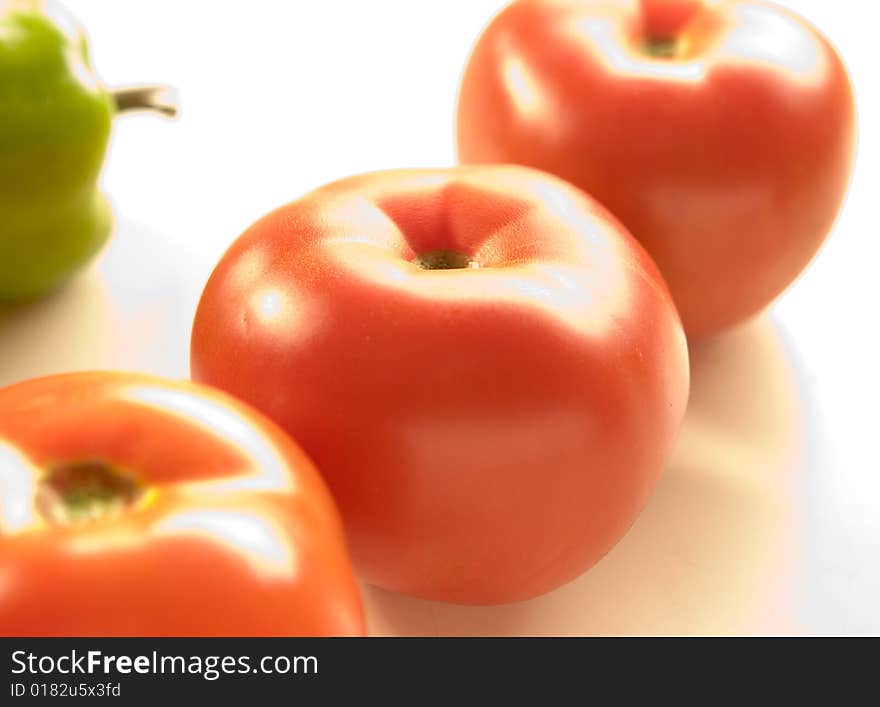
0, 372, 364, 636
191, 166, 689, 604
456, 0, 856, 335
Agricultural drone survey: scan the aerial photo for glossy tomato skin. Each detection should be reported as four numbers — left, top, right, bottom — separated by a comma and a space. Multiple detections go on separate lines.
456, 0, 856, 335
191, 166, 689, 604
0, 372, 364, 636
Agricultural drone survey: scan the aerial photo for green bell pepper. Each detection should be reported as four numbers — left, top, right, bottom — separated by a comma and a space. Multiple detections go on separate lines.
0, 0, 176, 302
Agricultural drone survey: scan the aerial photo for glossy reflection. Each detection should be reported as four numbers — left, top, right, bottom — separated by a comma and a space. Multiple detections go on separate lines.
121, 384, 295, 494
0, 442, 37, 533
253, 288, 286, 323
154, 508, 296, 580
502, 53, 550, 120
722, 4, 823, 80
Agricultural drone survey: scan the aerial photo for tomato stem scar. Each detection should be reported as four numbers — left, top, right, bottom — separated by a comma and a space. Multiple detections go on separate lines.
416, 250, 479, 270
35, 461, 143, 525
642, 37, 680, 58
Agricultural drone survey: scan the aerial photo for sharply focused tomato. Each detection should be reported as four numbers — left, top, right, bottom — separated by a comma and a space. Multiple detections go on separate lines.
191, 166, 689, 604
0, 372, 364, 636
457, 0, 856, 335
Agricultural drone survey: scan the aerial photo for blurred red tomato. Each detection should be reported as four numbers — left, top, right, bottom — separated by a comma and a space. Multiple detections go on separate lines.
457, 0, 856, 335
0, 372, 364, 636
191, 166, 689, 604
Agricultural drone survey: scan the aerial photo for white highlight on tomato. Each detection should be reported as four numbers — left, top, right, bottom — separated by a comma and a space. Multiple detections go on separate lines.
0, 442, 37, 533
154, 508, 297, 579
121, 384, 295, 494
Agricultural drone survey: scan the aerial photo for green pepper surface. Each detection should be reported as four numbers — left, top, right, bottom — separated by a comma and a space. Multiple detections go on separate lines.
0, 1, 113, 300
1, 1, 175, 302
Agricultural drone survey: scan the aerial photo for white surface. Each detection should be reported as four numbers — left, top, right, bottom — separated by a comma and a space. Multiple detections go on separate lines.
1, 0, 877, 635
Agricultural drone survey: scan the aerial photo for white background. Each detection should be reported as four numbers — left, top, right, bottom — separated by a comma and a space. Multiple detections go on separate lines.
1, 0, 877, 635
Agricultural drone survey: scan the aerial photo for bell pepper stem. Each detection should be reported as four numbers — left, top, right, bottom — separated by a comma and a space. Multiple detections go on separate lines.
112, 85, 179, 118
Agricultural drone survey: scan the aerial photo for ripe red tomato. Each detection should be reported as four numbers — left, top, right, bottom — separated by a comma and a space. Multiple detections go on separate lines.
456, 0, 856, 335
191, 166, 689, 604
0, 372, 364, 636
